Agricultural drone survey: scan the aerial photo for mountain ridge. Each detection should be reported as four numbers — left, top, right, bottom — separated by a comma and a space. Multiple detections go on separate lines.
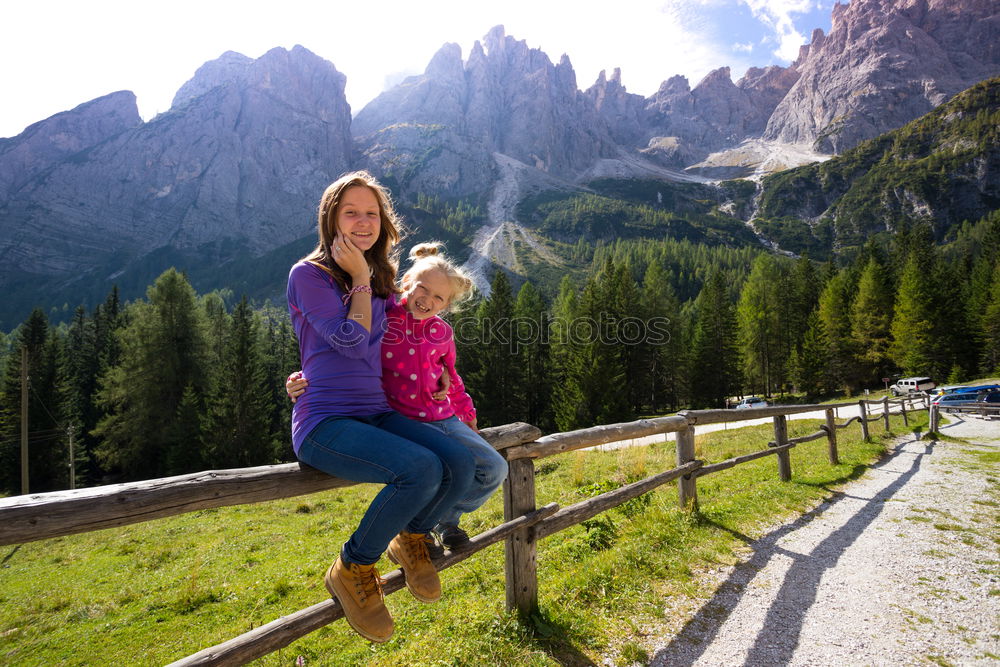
0, 0, 997, 328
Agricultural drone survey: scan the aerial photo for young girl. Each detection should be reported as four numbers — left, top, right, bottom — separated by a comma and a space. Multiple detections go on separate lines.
288, 243, 508, 555
287, 172, 475, 643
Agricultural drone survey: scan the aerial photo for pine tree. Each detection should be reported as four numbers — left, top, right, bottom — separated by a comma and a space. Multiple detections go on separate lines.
260, 303, 300, 462
980, 259, 1000, 374
94, 269, 213, 479
817, 270, 857, 394
639, 262, 686, 412
890, 254, 935, 376
737, 255, 782, 396
850, 257, 894, 387
469, 271, 521, 428
512, 281, 552, 430
0, 310, 66, 494
690, 272, 741, 408
550, 276, 586, 431
790, 311, 828, 398
204, 297, 275, 468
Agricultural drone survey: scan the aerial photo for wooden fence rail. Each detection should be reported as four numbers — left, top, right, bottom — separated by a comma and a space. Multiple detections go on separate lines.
1, 394, 928, 665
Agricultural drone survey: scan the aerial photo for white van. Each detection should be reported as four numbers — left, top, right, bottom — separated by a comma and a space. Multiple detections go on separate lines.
890, 377, 935, 395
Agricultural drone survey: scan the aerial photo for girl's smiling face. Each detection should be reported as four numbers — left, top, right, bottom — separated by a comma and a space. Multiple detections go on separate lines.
335, 185, 381, 251
402, 268, 453, 320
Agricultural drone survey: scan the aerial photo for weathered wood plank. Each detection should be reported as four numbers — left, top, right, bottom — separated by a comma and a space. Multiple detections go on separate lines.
503, 416, 688, 460
773, 415, 792, 482
679, 402, 855, 425
0, 423, 539, 547
169, 502, 560, 666
503, 458, 538, 616
825, 409, 839, 465
693, 444, 794, 478
835, 415, 862, 429
535, 460, 703, 539
785, 429, 827, 446
675, 427, 698, 510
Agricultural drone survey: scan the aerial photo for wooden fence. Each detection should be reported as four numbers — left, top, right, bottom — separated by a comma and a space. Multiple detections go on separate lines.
0, 395, 928, 665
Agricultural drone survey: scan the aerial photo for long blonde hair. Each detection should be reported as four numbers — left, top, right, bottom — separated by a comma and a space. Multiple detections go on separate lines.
402, 242, 474, 310
301, 171, 403, 297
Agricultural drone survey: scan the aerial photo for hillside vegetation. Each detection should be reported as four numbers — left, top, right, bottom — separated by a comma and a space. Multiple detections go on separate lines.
754, 77, 1000, 257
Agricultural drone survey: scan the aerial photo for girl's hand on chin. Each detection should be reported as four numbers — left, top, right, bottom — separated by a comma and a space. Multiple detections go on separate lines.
332, 234, 370, 283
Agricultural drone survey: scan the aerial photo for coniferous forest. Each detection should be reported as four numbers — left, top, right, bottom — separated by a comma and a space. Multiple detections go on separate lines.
1, 211, 998, 495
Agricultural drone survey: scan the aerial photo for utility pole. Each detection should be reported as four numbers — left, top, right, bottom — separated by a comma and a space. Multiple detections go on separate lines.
67, 426, 75, 490
20, 346, 29, 495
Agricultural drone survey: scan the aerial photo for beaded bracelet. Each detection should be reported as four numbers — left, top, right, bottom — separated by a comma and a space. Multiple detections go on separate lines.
342, 284, 373, 305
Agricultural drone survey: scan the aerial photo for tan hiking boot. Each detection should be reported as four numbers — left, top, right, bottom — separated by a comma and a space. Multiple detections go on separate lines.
387, 531, 442, 603
324, 557, 393, 642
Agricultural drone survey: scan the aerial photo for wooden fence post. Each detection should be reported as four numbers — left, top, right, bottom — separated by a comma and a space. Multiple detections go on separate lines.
503, 458, 538, 617
772, 415, 791, 481
900, 398, 909, 426
858, 400, 870, 440
882, 396, 890, 432
675, 426, 698, 510
929, 403, 939, 434
824, 408, 839, 465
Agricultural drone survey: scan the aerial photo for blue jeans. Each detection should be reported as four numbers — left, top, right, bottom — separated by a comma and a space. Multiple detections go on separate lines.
423, 416, 509, 528
297, 411, 476, 565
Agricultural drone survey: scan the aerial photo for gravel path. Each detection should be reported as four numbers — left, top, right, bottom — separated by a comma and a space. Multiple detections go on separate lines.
646, 414, 1000, 667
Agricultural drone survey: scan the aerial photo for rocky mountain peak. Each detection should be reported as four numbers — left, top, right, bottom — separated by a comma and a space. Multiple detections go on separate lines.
425, 42, 464, 80
764, 0, 1000, 152
356, 26, 617, 195
171, 51, 253, 109
0, 90, 142, 196
0, 47, 353, 295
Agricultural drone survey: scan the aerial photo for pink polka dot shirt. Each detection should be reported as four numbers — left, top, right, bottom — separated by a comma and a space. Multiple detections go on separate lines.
381, 299, 476, 424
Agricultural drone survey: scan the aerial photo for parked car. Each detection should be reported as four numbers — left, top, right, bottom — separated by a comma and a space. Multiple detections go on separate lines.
958, 384, 1000, 395
890, 377, 936, 396
735, 397, 769, 409
975, 391, 1000, 405
932, 392, 980, 408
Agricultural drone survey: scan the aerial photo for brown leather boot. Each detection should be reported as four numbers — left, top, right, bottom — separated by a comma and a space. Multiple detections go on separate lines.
324, 557, 393, 642
387, 531, 442, 603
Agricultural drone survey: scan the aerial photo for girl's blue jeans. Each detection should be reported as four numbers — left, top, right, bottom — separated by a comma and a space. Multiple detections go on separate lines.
424, 416, 508, 528
297, 411, 476, 565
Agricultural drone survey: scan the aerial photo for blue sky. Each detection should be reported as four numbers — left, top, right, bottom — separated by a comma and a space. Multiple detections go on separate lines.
0, 0, 838, 139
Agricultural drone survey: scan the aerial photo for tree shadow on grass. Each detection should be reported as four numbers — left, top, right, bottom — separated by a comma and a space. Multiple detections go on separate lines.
650, 434, 935, 667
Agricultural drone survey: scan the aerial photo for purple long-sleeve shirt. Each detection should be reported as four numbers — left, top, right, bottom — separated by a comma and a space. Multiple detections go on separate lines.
287, 260, 391, 453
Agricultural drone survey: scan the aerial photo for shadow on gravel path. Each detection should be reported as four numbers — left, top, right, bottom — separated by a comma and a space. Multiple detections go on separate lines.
650, 435, 936, 667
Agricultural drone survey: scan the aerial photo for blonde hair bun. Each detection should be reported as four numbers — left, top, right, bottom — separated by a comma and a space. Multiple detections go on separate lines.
409, 242, 443, 260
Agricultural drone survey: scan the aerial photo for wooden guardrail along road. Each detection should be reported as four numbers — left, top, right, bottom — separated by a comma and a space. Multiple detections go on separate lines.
0, 397, 927, 665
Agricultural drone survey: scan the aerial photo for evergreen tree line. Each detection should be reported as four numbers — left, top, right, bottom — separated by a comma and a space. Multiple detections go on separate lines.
1, 216, 997, 494
0, 269, 299, 495
456, 214, 1000, 432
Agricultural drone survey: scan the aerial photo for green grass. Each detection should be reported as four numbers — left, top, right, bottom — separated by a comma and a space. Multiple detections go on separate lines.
0, 414, 920, 665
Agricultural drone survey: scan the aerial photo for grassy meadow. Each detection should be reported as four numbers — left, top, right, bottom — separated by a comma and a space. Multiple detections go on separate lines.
0, 412, 926, 666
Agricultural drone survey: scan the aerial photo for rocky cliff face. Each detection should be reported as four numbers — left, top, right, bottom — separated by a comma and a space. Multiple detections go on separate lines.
0, 45, 352, 285
355, 26, 618, 197
584, 64, 799, 168
0, 91, 142, 197
765, 0, 1000, 152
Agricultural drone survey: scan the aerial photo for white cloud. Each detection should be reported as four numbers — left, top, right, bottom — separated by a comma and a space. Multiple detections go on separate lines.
743, 0, 818, 61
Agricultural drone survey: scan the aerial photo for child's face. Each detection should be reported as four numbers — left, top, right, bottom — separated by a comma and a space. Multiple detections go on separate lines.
402, 268, 452, 320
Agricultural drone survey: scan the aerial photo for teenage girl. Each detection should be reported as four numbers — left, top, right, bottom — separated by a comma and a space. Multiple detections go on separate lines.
287, 172, 475, 643
288, 243, 508, 555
